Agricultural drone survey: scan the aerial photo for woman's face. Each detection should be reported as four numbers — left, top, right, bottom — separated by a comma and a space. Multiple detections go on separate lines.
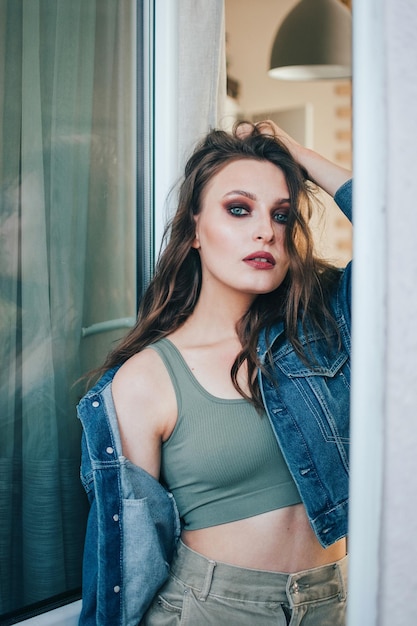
192, 158, 291, 303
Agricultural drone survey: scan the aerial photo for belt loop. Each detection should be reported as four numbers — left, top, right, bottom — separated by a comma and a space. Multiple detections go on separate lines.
198, 559, 216, 601
335, 560, 348, 601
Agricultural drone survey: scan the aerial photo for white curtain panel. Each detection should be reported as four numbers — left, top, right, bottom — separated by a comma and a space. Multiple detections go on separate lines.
177, 0, 226, 167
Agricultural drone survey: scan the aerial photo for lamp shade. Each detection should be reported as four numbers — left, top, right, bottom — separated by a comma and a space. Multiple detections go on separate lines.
269, 0, 352, 81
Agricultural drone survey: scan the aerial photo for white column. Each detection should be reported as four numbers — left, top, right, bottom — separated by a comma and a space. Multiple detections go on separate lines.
349, 1, 417, 625
348, 0, 386, 624
379, 0, 417, 623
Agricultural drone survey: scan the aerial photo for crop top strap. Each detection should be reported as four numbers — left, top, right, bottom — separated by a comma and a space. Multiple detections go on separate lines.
147, 338, 188, 414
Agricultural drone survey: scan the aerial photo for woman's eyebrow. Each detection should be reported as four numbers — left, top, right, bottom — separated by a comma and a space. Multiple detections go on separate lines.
222, 189, 257, 200
222, 190, 291, 204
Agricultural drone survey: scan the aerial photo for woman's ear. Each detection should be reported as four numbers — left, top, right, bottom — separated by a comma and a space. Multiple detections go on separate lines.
191, 231, 200, 249
191, 215, 200, 249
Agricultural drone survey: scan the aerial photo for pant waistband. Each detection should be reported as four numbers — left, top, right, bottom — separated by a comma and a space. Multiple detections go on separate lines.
171, 540, 348, 606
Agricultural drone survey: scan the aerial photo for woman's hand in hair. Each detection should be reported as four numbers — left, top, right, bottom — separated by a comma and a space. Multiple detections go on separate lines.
257, 120, 304, 162
243, 119, 352, 198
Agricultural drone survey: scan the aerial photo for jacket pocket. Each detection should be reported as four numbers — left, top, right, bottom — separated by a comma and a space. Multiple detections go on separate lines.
272, 342, 350, 461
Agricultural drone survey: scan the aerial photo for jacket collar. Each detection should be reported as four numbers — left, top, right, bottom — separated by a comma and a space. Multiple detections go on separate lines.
257, 321, 285, 363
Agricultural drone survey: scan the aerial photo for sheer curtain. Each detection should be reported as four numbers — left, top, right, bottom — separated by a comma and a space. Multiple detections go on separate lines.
0, 0, 136, 614
177, 0, 226, 165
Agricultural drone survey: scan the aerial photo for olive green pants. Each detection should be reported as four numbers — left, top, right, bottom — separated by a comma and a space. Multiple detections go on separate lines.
141, 540, 348, 626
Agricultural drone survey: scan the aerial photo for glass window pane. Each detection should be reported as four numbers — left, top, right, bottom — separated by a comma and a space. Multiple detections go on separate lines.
0, 0, 140, 618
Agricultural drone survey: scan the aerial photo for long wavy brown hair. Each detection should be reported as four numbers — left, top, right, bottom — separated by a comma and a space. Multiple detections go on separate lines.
97, 123, 340, 408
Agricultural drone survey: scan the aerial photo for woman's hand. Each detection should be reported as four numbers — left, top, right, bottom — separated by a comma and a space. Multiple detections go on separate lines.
254, 120, 305, 162
238, 119, 352, 198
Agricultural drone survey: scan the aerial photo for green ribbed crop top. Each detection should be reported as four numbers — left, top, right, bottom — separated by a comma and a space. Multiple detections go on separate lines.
149, 338, 301, 530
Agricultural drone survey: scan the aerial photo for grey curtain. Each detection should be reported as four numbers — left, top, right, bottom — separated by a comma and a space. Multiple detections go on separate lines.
0, 0, 136, 613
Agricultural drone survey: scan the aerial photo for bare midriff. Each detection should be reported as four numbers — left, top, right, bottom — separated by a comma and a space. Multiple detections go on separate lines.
182, 503, 346, 573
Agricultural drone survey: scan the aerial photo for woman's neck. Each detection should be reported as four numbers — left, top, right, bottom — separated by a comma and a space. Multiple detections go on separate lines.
176, 290, 253, 346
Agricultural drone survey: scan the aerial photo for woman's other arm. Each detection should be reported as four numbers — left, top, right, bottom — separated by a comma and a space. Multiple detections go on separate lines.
251, 120, 352, 198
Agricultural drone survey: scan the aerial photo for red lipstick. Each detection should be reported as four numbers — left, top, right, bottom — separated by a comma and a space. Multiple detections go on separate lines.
243, 251, 276, 270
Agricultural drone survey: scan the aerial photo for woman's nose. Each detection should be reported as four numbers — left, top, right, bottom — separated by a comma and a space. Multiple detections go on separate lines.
253, 217, 275, 243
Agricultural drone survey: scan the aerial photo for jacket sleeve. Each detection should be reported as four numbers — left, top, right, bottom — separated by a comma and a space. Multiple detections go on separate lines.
334, 178, 352, 223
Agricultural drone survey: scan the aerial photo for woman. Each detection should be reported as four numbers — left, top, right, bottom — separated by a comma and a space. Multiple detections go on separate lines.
77, 121, 352, 626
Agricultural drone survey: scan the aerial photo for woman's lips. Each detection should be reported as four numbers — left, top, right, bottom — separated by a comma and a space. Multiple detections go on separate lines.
243, 251, 276, 270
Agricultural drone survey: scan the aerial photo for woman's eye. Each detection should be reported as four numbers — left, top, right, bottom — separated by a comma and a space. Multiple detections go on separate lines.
273, 212, 289, 224
228, 205, 250, 216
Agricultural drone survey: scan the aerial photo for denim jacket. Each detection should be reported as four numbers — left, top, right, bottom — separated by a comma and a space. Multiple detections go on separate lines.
77, 180, 352, 626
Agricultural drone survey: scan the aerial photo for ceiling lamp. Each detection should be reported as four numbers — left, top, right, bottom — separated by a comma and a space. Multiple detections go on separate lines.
268, 0, 352, 81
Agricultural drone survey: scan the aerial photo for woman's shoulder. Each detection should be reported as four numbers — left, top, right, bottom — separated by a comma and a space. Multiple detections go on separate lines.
112, 346, 168, 396
111, 346, 177, 472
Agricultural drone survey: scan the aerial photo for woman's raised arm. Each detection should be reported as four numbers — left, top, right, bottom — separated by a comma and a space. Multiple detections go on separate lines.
241, 120, 351, 198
